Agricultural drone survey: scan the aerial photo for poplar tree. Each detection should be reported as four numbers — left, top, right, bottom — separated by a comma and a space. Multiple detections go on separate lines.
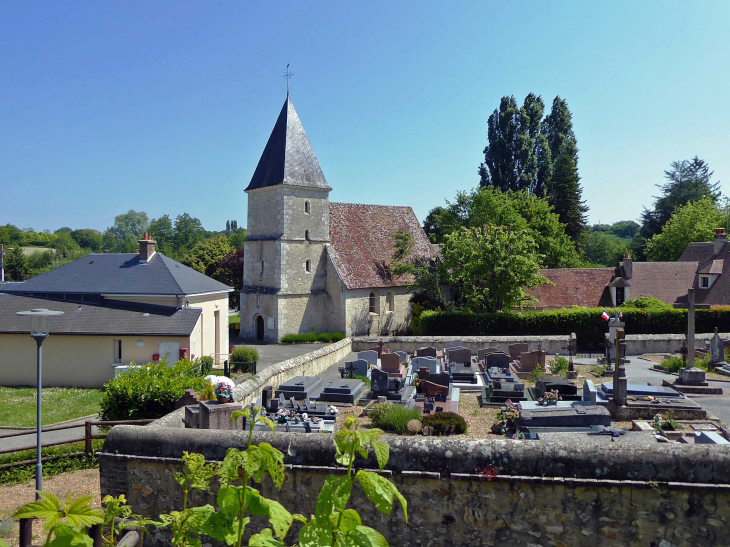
550, 154, 588, 243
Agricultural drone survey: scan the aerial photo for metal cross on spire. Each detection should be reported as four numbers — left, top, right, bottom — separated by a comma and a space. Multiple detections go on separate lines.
283, 64, 293, 97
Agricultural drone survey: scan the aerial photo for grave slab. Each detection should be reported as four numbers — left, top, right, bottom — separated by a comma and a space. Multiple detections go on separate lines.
515, 405, 611, 428
274, 376, 324, 400
316, 379, 367, 404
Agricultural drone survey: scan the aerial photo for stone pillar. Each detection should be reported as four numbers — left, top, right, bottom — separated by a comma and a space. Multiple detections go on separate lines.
612, 328, 627, 406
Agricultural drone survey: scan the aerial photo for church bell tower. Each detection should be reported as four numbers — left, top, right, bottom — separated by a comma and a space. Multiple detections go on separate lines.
240, 97, 332, 342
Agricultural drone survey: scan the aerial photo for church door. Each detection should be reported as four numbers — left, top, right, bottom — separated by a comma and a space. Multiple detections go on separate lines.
256, 316, 265, 341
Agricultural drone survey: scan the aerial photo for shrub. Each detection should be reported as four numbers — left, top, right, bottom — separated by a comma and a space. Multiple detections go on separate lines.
100, 360, 208, 421
660, 357, 685, 373
280, 332, 347, 344
352, 374, 371, 387
548, 355, 569, 375
621, 297, 670, 310
421, 412, 467, 436
419, 307, 730, 350
230, 344, 259, 363
198, 356, 213, 376
407, 419, 423, 434
369, 403, 421, 435
527, 366, 545, 383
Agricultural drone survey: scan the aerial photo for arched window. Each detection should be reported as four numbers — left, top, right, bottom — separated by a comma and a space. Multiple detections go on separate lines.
305, 259, 311, 273
369, 291, 380, 315
304, 230, 310, 242
386, 292, 395, 313
304, 201, 310, 214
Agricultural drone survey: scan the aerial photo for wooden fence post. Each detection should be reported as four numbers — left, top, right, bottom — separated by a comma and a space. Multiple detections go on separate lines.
19, 518, 33, 547
85, 422, 92, 454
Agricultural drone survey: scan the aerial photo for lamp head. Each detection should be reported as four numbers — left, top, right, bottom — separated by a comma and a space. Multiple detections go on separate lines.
16, 309, 64, 338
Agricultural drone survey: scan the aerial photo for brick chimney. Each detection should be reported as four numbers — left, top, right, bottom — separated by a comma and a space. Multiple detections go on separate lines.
714, 228, 727, 256
138, 233, 156, 262
621, 253, 633, 280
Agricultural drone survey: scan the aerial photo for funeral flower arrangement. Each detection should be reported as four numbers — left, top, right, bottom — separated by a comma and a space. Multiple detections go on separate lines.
214, 382, 233, 400
491, 399, 522, 435
537, 389, 561, 405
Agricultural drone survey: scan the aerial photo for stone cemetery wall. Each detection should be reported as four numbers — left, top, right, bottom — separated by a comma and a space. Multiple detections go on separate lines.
621, 332, 730, 355
232, 337, 352, 407
100, 426, 730, 547
353, 335, 572, 356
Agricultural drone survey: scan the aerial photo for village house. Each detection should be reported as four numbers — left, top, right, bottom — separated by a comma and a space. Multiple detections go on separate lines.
529, 229, 730, 310
240, 97, 437, 342
0, 235, 231, 387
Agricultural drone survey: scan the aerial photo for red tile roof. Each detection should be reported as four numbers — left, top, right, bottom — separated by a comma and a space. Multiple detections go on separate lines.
328, 202, 438, 289
528, 268, 614, 309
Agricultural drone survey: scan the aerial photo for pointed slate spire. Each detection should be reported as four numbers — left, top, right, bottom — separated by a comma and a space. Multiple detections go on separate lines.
245, 98, 331, 192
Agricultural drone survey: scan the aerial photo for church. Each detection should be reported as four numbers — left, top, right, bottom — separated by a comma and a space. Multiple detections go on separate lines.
239, 97, 438, 342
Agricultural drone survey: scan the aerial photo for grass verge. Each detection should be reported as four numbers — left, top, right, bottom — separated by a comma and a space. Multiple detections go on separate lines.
0, 388, 103, 428
0, 440, 104, 486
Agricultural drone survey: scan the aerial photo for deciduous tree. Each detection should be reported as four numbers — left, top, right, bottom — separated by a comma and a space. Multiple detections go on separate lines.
646, 198, 725, 261
440, 225, 547, 312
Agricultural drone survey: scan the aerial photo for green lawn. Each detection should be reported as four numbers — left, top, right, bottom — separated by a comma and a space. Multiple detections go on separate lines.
0, 387, 104, 427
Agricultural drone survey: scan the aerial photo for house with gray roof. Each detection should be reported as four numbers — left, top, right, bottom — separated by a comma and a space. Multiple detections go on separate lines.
241, 97, 438, 341
0, 236, 232, 387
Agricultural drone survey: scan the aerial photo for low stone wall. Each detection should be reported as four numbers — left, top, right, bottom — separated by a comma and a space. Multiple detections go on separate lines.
231, 338, 352, 407
622, 332, 730, 355
352, 335, 572, 355
100, 426, 730, 547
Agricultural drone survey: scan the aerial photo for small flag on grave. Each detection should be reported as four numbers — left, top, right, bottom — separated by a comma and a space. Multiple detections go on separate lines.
601, 310, 610, 322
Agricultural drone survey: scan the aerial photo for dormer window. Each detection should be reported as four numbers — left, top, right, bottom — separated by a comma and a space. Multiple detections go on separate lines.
304, 201, 310, 214
701, 276, 710, 288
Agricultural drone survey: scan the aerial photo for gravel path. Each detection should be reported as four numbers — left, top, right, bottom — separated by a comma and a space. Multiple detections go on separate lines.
0, 469, 100, 547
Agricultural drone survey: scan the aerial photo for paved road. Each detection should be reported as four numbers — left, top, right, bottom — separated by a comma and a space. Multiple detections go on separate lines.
0, 416, 100, 453
230, 340, 328, 374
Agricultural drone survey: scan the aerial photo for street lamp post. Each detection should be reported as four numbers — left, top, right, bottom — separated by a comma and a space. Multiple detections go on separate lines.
16, 308, 64, 498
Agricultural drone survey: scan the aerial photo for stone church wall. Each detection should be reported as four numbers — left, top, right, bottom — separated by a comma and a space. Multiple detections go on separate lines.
279, 241, 327, 295
277, 293, 330, 337
280, 186, 329, 243
345, 287, 413, 336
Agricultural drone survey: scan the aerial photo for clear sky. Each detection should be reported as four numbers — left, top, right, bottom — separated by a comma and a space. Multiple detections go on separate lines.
1, 1, 729, 233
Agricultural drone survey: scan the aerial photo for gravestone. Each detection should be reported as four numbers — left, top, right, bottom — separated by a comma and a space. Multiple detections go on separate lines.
370, 368, 412, 401
447, 348, 472, 366
344, 359, 370, 378
394, 351, 408, 363
274, 376, 324, 401
582, 379, 597, 405
261, 386, 273, 410
444, 346, 467, 363
509, 343, 529, 362
710, 329, 727, 368
423, 380, 448, 398
450, 361, 476, 384
477, 347, 501, 362
418, 367, 431, 381
486, 352, 510, 370
513, 351, 544, 375
381, 353, 406, 378
412, 356, 438, 374
416, 346, 437, 358
429, 372, 451, 387
695, 432, 730, 445
358, 350, 379, 367
317, 379, 367, 404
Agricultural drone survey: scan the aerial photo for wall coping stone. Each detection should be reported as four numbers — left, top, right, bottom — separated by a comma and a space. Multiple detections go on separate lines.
352, 335, 572, 343
231, 337, 352, 402
101, 425, 730, 484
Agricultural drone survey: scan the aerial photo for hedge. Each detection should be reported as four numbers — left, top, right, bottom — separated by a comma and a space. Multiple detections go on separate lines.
280, 332, 346, 344
419, 307, 730, 349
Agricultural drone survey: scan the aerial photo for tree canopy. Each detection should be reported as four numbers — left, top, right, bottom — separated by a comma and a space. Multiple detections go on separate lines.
440, 225, 547, 312
641, 157, 721, 240
425, 186, 584, 268
646, 198, 725, 261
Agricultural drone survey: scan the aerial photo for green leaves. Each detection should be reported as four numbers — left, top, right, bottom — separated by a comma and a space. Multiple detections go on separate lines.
355, 471, 408, 521
248, 528, 285, 547
13, 492, 104, 534
315, 475, 353, 516
47, 524, 94, 547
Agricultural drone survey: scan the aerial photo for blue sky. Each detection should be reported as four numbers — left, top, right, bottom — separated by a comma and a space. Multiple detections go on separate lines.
1, 1, 729, 233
